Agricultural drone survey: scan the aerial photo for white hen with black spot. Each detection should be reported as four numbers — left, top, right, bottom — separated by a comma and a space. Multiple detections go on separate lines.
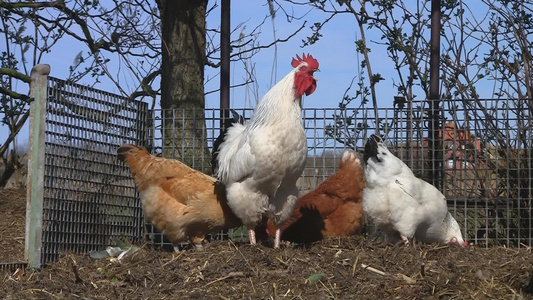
362, 134, 467, 246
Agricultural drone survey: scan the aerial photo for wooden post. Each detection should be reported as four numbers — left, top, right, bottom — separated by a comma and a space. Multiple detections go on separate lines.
25, 64, 50, 269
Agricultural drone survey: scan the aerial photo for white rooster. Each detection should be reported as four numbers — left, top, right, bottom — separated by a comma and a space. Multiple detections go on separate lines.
217, 54, 319, 248
362, 134, 467, 246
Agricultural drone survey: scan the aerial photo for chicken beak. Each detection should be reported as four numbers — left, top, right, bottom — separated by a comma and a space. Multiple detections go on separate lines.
312, 69, 320, 80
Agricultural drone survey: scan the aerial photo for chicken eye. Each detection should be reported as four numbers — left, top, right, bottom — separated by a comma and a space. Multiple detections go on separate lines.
381, 152, 387, 155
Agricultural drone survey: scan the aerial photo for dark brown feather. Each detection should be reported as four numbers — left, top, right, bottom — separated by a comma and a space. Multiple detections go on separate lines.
267, 151, 365, 243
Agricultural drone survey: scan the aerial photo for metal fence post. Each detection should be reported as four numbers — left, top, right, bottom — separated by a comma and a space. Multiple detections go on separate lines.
25, 64, 50, 269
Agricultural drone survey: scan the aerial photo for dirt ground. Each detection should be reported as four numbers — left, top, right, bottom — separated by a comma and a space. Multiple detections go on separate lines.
1, 188, 533, 300
0, 188, 26, 263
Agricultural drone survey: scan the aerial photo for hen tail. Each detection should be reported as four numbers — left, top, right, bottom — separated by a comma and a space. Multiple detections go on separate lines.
216, 122, 246, 183
117, 144, 199, 190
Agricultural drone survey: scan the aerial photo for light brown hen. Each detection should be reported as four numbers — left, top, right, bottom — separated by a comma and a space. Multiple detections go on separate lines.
117, 145, 242, 249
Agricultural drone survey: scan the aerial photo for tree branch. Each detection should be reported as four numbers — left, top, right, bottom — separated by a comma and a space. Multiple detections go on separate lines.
0, 68, 31, 83
0, 87, 31, 102
0, 110, 30, 158
205, 21, 305, 68
0, 1, 63, 9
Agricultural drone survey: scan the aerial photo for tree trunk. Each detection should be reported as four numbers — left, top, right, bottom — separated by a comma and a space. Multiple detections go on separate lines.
0, 153, 22, 187
157, 0, 210, 171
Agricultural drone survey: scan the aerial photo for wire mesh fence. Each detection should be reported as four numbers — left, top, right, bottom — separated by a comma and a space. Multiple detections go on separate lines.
148, 100, 531, 249
327, 98, 532, 248
38, 77, 149, 265
18, 74, 532, 268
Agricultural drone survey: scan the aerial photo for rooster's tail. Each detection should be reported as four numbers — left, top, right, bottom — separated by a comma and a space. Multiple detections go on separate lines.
216, 123, 245, 183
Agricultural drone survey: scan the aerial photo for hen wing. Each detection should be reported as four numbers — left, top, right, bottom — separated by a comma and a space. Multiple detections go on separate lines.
389, 173, 450, 239
160, 172, 215, 205
394, 172, 448, 212
222, 125, 287, 195
393, 174, 424, 205
289, 192, 342, 225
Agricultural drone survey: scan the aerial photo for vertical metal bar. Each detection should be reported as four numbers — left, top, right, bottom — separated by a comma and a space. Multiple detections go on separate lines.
504, 101, 518, 247
529, 101, 533, 247
515, 100, 521, 247
429, 0, 441, 188
25, 64, 51, 269
220, 0, 231, 123
180, 109, 185, 161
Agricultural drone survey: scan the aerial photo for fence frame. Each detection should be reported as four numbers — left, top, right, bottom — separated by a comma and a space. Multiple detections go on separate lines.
23, 69, 149, 269
25, 64, 50, 269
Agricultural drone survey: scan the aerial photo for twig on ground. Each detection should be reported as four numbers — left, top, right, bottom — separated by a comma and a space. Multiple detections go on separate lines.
229, 240, 258, 276
361, 263, 416, 284
361, 263, 386, 276
161, 251, 185, 268
69, 255, 83, 283
205, 271, 245, 287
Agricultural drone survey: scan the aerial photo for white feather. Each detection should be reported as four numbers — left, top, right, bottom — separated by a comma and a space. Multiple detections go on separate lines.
216, 122, 249, 183
216, 63, 309, 229
362, 135, 466, 245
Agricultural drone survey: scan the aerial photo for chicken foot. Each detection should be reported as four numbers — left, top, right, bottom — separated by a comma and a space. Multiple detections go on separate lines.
274, 228, 281, 249
248, 228, 256, 245
172, 242, 204, 252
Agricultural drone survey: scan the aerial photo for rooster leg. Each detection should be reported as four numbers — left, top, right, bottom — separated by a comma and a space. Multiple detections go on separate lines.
274, 228, 281, 249
401, 235, 409, 245
248, 228, 257, 245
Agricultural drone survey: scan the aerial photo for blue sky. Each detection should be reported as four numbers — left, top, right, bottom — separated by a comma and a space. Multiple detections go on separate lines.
12, 1, 493, 110
24, 1, 398, 110
6, 1, 373, 146
4, 1, 497, 146
203, 1, 395, 110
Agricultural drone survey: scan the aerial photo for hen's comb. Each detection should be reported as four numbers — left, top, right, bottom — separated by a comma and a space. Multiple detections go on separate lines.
291, 53, 319, 70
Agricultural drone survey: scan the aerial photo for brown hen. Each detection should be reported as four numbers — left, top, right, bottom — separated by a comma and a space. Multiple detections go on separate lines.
267, 150, 365, 243
117, 145, 242, 249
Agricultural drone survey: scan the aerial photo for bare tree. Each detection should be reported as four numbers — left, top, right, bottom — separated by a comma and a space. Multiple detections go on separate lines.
0, 0, 307, 181
293, 0, 532, 245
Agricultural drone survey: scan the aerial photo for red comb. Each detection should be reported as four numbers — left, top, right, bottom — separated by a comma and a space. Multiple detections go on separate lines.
291, 53, 319, 70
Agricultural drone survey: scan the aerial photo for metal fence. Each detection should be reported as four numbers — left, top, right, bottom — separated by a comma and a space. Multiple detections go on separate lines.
25, 72, 149, 267
150, 100, 532, 249
19, 70, 532, 268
